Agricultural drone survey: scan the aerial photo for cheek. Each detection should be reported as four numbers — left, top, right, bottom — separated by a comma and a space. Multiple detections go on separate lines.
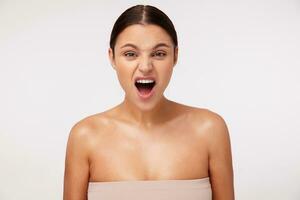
115, 62, 134, 90
162, 67, 174, 82
159, 59, 174, 74
156, 61, 174, 84
116, 70, 128, 87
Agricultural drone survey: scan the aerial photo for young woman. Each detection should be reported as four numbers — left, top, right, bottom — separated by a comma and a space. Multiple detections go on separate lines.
63, 4, 235, 200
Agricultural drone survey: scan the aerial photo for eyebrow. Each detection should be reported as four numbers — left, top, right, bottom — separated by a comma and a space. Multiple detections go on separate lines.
120, 42, 171, 49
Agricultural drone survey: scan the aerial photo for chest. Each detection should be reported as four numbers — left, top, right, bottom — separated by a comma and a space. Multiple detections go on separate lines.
88, 125, 208, 181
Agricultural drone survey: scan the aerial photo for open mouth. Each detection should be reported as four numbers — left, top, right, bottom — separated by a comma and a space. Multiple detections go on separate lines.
135, 80, 156, 96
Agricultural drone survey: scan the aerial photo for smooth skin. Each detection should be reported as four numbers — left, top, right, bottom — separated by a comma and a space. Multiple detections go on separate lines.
63, 24, 235, 200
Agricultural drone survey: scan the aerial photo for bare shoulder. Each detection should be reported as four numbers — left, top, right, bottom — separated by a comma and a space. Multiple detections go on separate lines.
183, 105, 232, 155
195, 108, 230, 146
192, 107, 231, 152
63, 112, 111, 199
179, 103, 228, 135
65, 112, 110, 169
189, 106, 228, 134
68, 112, 110, 145
187, 107, 235, 199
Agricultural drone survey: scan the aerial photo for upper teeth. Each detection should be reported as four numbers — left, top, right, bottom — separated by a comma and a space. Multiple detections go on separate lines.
136, 79, 154, 83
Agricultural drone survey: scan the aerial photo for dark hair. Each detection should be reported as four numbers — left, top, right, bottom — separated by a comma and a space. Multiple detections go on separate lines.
109, 4, 178, 59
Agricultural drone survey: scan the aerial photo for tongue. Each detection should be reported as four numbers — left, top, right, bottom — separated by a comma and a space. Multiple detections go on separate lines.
138, 87, 152, 95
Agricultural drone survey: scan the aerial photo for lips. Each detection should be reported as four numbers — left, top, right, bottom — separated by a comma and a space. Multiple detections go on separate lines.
133, 76, 157, 100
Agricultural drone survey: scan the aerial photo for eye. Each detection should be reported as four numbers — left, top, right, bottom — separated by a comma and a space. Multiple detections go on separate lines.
153, 51, 166, 57
124, 51, 137, 57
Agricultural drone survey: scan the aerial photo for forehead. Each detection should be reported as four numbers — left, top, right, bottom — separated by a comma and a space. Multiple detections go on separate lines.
115, 24, 173, 49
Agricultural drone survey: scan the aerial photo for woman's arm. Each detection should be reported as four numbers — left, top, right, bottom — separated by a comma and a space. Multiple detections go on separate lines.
206, 113, 235, 200
63, 122, 91, 200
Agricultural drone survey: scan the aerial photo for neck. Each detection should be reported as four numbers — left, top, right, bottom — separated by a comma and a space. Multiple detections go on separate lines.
118, 95, 172, 129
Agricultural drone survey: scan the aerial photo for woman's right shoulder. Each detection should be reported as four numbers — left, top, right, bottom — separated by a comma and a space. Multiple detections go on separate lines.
67, 112, 111, 143
64, 113, 112, 199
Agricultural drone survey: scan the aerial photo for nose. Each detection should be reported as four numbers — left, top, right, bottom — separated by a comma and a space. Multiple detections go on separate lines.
138, 55, 153, 73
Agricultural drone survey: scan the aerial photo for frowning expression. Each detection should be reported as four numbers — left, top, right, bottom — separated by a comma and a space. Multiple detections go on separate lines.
109, 24, 178, 108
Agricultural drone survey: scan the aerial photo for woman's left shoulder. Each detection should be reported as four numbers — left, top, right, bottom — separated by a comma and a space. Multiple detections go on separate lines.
196, 107, 227, 127
185, 105, 229, 137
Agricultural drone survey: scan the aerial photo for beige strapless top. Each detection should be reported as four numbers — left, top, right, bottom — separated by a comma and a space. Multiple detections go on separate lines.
88, 177, 212, 200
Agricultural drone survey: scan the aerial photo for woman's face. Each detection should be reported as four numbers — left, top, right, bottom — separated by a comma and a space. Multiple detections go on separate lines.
109, 24, 178, 110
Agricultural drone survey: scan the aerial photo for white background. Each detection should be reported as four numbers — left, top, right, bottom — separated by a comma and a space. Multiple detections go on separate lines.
0, 0, 299, 199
